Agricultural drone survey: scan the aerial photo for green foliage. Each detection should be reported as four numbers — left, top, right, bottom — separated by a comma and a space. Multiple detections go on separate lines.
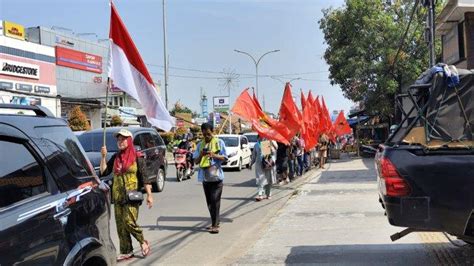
110, 115, 123, 126
189, 126, 201, 136
319, 0, 442, 117
170, 101, 198, 118
68, 106, 90, 131
159, 132, 174, 145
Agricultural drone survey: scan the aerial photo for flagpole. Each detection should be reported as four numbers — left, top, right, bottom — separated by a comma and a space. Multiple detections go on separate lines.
103, 78, 111, 147
162, 0, 169, 109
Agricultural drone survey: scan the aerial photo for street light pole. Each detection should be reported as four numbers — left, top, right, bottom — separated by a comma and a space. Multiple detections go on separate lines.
162, 0, 169, 109
234, 49, 280, 106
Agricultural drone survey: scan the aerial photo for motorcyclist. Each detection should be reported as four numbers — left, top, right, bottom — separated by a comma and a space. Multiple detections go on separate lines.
177, 136, 194, 173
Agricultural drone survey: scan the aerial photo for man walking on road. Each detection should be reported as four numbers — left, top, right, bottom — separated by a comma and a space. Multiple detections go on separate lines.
193, 123, 227, 234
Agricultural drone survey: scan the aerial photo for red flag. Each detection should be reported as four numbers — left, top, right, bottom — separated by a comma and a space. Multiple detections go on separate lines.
320, 96, 332, 133
333, 111, 352, 136
278, 83, 302, 141
301, 91, 306, 110
232, 89, 289, 144
253, 90, 263, 112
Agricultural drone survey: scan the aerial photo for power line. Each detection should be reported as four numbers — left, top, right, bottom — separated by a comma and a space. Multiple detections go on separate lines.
145, 62, 329, 77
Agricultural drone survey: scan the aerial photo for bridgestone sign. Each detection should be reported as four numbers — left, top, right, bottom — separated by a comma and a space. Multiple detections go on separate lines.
0, 60, 40, 80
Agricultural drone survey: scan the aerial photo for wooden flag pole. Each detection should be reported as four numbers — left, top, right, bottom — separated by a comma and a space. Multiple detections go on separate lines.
103, 78, 111, 147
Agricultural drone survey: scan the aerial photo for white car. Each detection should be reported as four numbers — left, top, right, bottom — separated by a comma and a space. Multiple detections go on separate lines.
243, 132, 258, 153
218, 134, 252, 170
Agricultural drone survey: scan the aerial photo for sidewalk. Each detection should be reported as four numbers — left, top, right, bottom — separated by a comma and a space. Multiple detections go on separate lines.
232, 154, 436, 265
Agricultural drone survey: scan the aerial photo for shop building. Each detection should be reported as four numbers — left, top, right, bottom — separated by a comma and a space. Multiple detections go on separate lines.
0, 21, 59, 116
26, 26, 145, 128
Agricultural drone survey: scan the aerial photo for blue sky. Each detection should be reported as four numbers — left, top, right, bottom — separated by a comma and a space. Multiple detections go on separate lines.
0, 0, 353, 116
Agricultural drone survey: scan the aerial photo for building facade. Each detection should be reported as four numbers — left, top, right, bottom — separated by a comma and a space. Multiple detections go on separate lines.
26, 26, 145, 128
436, 0, 474, 69
0, 21, 59, 116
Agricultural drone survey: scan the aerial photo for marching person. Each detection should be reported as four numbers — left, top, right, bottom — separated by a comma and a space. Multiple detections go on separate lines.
193, 123, 227, 234
100, 129, 153, 261
318, 133, 329, 169
296, 134, 305, 176
251, 135, 277, 201
276, 141, 290, 185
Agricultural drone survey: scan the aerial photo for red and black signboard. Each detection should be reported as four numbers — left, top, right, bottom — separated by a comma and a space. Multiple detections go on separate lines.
56, 47, 102, 73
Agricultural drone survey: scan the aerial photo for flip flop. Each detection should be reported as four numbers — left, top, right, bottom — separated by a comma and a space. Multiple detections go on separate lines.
206, 224, 220, 230
141, 240, 151, 257
117, 253, 134, 262
209, 227, 219, 234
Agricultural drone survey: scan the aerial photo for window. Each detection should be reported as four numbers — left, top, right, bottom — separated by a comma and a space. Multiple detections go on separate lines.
140, 133, 156, 149
119, 97, 124, 107
152, 133, 165, 146
0, 140, 46, 208
219, 137, 239, 147
35, 126, 93, 178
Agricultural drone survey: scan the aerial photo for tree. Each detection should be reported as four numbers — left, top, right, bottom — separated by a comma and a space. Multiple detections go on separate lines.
170, 101, 198, 118
319, 0, 442, 118
110, 115, 123, 126
68, 106, 90, 131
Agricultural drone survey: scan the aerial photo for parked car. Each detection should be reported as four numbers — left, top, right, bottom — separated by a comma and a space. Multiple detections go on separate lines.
217, 134, 251, 170
376, 69, 474, 244
0, 104, 116, 265
78, 127, 167, 192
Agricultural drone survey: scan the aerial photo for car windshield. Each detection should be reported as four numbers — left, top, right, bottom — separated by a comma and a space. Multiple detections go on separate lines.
219, 137, 239, 147
78, 132, 119, 152
245, 134, 258, 143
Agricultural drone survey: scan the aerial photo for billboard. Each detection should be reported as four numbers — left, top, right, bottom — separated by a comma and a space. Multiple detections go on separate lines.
3, 21, 25, 40
0, 59, 40, 80
56, 46, 102, 73
213, 96, 230, 112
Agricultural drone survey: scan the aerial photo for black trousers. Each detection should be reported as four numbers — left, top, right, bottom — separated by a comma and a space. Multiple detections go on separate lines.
203, 181, 223, 227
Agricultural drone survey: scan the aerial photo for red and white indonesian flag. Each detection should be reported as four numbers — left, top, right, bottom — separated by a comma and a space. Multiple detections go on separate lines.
108, 2, 174, 131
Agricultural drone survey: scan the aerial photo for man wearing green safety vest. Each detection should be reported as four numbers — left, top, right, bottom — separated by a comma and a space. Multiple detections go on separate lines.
193, 122, 227, 234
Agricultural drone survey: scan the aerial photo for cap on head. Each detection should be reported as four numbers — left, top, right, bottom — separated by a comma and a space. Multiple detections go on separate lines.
114, 128, 132, 138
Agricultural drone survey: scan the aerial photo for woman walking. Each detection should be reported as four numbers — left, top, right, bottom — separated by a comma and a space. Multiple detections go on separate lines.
100, 129, 153, 261
193, 123, 227, 234
251, 136, 277, 201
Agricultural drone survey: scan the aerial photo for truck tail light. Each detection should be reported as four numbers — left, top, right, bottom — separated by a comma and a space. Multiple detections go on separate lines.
380, 157, 411, 197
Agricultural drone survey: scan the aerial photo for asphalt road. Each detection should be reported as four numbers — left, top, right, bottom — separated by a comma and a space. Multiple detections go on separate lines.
110, 164, 313, 265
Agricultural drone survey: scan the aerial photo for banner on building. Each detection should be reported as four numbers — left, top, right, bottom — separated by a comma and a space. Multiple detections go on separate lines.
3, 21, 25, 40
56, 47, 102, 73
213, 96, 230, 112
0, 59, 40, 79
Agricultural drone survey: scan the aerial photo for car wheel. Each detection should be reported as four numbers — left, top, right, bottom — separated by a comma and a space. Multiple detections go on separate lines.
153, 168, 166, 192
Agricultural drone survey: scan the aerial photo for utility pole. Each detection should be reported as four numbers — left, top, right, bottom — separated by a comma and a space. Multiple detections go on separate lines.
162, 0, 169, 109
423, 0, 436, 67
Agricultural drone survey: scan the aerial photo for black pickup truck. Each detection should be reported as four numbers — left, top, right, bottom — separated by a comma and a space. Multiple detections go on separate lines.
376, 68, 474, 243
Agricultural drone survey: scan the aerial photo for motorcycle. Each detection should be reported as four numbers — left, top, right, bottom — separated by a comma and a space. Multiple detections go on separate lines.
173, 147, 194, 182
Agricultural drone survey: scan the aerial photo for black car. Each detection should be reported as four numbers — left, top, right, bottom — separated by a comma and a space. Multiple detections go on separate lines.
0, 104, 116, 265
78, 127, 167, 192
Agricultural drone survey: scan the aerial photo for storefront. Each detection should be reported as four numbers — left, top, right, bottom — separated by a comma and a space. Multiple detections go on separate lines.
0, 23, 59, 116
